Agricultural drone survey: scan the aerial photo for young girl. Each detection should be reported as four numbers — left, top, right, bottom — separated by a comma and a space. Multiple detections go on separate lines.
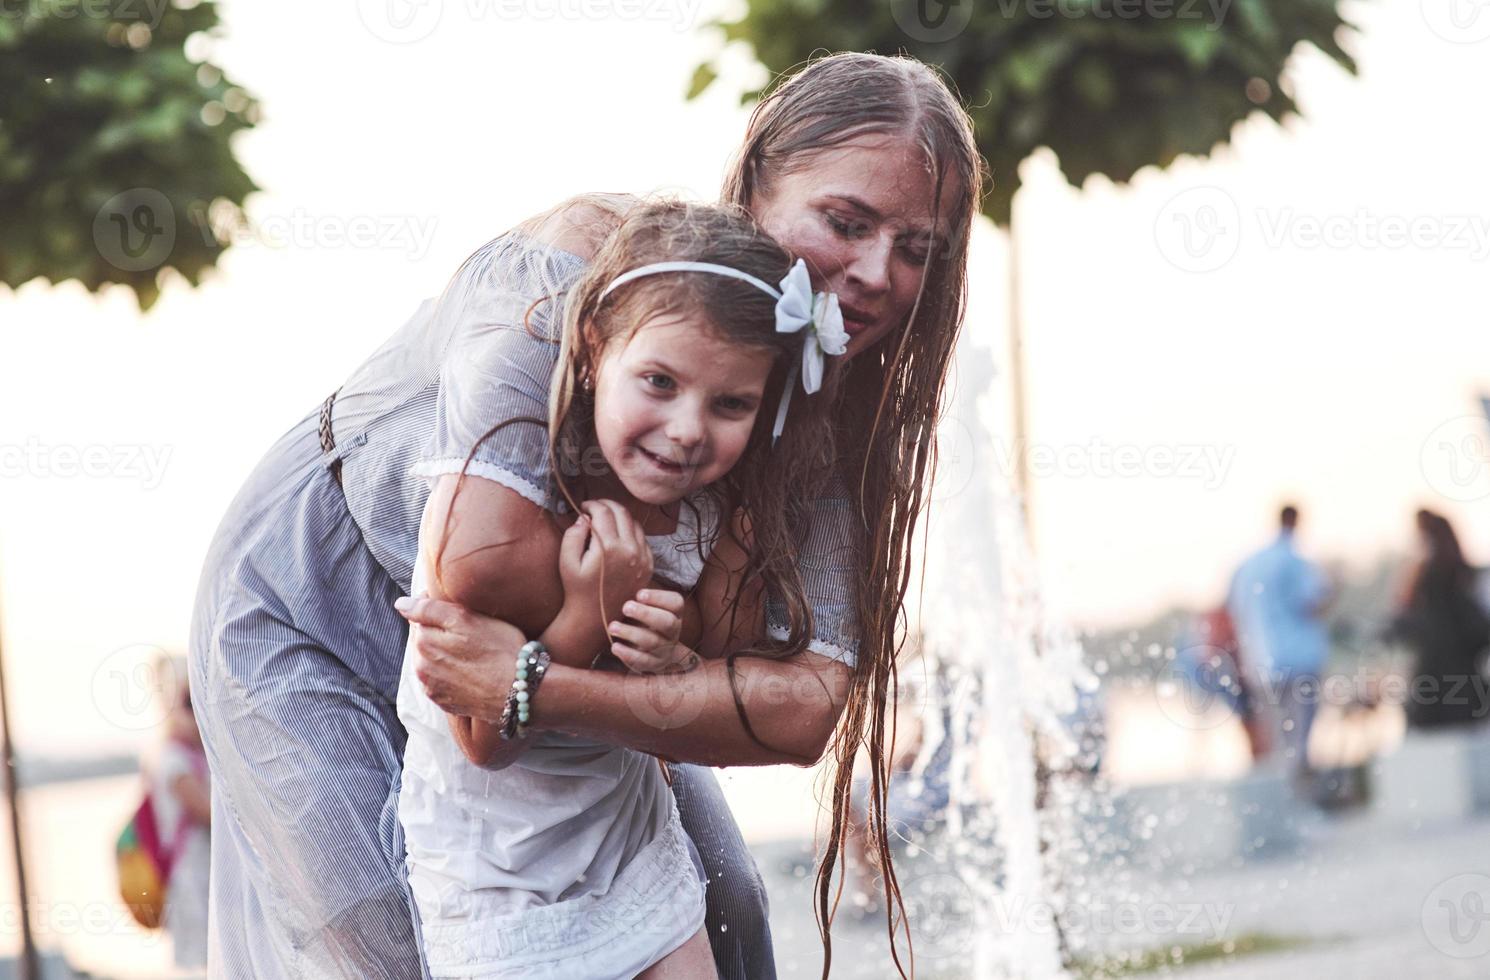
396, 200, 843, 978
152, 678, 211, 970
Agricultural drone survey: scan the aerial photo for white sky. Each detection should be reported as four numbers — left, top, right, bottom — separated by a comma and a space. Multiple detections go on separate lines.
2, 0, 1489, 755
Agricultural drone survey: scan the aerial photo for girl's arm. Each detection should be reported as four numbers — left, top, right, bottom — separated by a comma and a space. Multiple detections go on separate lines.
438, 497, 659, 768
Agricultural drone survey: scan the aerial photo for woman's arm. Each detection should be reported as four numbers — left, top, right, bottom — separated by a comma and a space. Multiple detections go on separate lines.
401, 591, 853, 767
534, 653, 851, 767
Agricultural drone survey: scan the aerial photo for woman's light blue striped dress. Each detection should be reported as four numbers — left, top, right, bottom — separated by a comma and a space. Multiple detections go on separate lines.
187, 233, 860, 979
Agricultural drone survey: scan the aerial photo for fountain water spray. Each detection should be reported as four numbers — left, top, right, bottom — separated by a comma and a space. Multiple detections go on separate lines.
908, 325, 1092, 979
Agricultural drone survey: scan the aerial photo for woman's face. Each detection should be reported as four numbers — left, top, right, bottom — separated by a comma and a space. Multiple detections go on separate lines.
751, 132, 961, 360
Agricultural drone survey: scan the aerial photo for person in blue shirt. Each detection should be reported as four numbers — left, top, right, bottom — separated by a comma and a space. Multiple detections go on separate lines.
1227, 505, 1333, 782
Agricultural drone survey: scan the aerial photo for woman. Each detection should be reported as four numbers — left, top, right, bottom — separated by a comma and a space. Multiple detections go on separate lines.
190, 52, 984, 979
1389, 509, 1490, 729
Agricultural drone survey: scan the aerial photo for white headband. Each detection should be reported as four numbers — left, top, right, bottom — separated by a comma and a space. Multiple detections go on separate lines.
598, 257, 849, 443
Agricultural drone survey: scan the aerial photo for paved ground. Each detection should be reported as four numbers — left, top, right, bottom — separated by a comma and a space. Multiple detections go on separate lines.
755, 802, 1490, 978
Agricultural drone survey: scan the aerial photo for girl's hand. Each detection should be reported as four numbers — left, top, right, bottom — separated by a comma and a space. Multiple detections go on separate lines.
559, 501, 655, 632
607, 589, 700, 674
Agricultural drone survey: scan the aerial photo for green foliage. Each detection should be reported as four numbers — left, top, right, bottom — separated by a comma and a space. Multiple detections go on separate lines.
0, 0, 259, 309
691, 0, 1357, 225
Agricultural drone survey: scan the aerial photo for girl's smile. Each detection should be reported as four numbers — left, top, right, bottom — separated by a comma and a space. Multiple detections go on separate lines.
591, 311, 773, 508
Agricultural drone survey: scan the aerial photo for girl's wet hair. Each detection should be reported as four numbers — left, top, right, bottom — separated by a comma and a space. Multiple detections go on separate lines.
431, 199, 840, 666
546, 199, 839, 643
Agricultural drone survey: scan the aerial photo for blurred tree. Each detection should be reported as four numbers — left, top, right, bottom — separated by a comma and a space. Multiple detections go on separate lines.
690, 0, 1356, 225
690, 0, 1356, 504
0, 1, 259, 310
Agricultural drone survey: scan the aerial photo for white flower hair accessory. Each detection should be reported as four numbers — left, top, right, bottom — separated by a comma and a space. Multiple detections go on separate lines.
771, 258, 848, 438
598, 257, 849, 444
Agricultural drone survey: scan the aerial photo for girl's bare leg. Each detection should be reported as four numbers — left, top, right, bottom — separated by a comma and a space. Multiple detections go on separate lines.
636, 926, 719, 980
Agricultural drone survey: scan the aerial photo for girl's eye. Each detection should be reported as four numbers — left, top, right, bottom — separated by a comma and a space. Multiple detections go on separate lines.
644, 373, 674, 391
716, 396, 751, 413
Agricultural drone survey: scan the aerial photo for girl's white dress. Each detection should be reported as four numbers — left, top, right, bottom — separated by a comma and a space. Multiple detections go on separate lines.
151, 739, 210, 969
396, 495, 717, 979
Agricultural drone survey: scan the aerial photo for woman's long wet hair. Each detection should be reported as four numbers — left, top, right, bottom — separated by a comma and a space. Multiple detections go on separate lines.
721, 52, 987, 979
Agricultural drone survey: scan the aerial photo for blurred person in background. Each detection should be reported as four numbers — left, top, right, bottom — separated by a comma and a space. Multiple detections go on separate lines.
154, 681, 211, 971
1227, 505, 1333, 786
1177, 604, 1271, 760
1387, 509, 1490, 730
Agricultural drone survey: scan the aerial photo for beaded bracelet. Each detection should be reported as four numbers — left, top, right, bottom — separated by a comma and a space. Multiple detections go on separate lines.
499, 640, 550, 741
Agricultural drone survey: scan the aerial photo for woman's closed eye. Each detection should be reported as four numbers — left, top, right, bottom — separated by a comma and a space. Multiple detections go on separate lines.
898, 234, 932, 265
824, 210, 871, 239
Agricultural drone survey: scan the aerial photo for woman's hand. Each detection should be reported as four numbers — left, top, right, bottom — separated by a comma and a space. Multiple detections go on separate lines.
395, 593, 526, 721
608, 589, 700, 674
559, 501, 655, 635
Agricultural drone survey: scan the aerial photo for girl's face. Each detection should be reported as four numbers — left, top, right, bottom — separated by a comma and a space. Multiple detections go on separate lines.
752, 132, 962, 360
591, 310, 773, 507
